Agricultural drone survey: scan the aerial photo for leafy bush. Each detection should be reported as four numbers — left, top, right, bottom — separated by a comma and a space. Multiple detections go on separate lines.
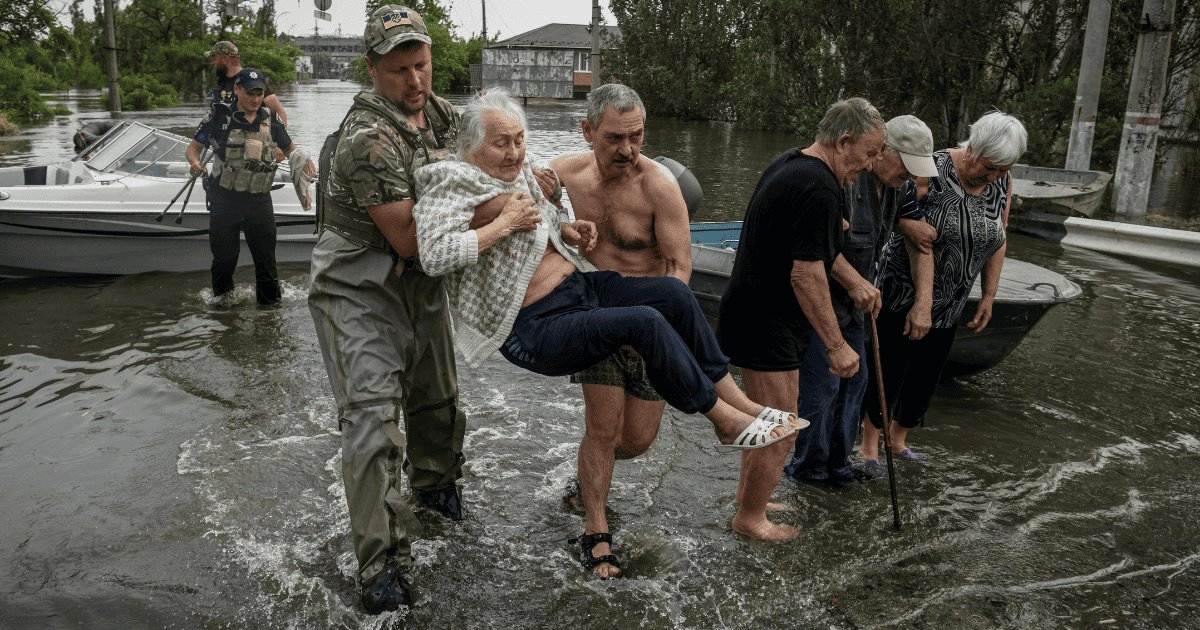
229, 29, 301, 86
0, 54, 61, 123
103, 73, 181, 111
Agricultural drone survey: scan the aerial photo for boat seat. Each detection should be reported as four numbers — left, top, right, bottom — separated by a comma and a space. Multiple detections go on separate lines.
48, 165, 71, 185
0, 167, 25, 187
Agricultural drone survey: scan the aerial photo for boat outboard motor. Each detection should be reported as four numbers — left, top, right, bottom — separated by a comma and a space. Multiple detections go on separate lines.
72, 120, 119, 154
652, 155, 704, 219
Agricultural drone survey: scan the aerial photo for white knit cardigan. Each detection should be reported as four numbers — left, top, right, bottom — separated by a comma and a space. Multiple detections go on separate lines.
413, 156, 593, 367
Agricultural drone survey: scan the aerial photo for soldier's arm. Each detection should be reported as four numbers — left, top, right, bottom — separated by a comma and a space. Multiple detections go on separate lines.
368, 200, 419, 258
344, 124, 420, 256
264, 94, 288, 126
649, 169, 692, 283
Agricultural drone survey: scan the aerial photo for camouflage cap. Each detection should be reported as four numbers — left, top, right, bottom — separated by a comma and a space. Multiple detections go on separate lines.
365, 6, 431, 55
204, 40, 240, 61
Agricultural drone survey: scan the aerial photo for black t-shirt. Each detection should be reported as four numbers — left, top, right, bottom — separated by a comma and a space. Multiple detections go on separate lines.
723, 149, 845, 328
208, 71, 275, 106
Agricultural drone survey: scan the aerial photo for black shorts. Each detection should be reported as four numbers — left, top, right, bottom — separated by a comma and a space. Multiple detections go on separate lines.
716, 299, 811, 372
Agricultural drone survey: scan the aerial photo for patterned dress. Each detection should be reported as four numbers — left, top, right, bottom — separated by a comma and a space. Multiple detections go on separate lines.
877, 150, 1009, 328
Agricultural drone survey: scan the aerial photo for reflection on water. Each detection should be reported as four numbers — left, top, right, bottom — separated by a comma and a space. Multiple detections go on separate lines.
3, 82, 1200, 628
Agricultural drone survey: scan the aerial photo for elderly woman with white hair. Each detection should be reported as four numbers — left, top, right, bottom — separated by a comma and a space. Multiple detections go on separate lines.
411, 89, 805, 468
860, 110, 1028, 466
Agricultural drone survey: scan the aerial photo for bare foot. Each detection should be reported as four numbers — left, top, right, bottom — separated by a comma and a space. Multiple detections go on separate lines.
734, 499, 793, 512
716, 415, 793, 447
730, 515, 800, 540
756, 407, 810, 432
585, 540, 621, 578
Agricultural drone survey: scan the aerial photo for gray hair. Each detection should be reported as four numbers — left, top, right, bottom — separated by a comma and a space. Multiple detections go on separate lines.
586, 83, 645, 127
814, 97, 884, 144
457, 88, 528, 161
965, 110, 1028, 165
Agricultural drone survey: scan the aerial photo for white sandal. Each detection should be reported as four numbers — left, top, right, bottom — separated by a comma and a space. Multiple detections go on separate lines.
757, 407, 811, 432
716, 417, 796, 451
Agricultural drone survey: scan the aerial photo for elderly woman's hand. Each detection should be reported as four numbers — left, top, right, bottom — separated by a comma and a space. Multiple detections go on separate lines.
561, 220, 597, 252
495, 192, 541, 234
473, 192, 540, 253
967, 296, 994, 333
903, 303, 932, 340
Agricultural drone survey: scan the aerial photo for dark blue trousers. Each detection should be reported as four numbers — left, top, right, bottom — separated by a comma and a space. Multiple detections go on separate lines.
785, 319, 868, 482
207, 185, 280, 305
500, 271, 728, 414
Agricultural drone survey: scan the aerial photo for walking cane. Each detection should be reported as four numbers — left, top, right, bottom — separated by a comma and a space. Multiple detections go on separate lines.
868, 314, 902, 531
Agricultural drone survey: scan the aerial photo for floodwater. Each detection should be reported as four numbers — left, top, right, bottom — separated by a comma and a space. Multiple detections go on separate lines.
2, 82, 1200, 628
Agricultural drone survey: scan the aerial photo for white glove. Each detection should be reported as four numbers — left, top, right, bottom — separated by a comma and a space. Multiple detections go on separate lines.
288, 147, 316, 211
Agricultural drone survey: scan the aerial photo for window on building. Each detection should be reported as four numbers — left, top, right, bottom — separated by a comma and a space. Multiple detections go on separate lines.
575, 51, 590, 72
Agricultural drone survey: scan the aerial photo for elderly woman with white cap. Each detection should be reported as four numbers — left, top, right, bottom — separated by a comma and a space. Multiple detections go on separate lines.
860, 110, 1028, 464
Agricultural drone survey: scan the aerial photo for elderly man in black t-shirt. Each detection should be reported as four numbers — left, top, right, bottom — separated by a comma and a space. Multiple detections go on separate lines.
717, 97, 885, 539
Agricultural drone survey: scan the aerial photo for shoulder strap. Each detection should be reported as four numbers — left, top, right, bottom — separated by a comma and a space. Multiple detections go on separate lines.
424, 96, 454, 146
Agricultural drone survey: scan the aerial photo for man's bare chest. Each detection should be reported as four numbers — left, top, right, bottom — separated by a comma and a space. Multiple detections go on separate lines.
572, 186, 658, 251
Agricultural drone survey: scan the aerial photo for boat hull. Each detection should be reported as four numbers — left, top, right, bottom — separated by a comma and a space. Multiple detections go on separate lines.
1010, 164, 1113, 218
688, 242, 1080, 378
0, 209, 316, 278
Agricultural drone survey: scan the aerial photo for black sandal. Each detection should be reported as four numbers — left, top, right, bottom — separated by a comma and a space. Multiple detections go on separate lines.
568, 532, 621, 577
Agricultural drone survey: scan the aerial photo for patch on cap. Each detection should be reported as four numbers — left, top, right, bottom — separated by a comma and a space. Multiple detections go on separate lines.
381, 10, 412, 29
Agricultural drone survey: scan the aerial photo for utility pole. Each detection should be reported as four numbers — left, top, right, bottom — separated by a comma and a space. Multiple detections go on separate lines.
481, 0, 487, 47
590, 0, 601, 90
1113, 0, 1177, 217
1065, 0, 1111, 171
102, 0, 121, 113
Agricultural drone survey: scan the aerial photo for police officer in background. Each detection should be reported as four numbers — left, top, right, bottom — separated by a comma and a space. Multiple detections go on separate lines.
205, 40, 289, 126
307, 5, 466, 614
186, 67, 313, 305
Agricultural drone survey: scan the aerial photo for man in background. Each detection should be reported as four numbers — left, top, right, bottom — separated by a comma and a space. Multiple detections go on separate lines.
206, 40, 289, 126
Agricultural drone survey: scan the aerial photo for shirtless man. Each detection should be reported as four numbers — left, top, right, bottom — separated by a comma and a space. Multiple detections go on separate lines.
550, 84, 693, 578
415, 88, 801, 581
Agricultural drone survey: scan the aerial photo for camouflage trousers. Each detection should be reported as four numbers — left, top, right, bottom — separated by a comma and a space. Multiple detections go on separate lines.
308, 231, 466, 582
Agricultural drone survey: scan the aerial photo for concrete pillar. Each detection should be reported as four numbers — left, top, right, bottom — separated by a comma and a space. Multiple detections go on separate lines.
590, 0, 601, 90
102, 0, 120, 113
1065, 0, 1111, 171
1113, 0, 1177, 217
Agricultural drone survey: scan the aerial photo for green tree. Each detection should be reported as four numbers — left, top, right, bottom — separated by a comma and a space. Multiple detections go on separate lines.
0, 0, 54, 45
608, 0, 1200, 169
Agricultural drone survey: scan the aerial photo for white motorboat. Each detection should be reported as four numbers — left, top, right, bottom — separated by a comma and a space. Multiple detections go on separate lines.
0, 121, 317, 278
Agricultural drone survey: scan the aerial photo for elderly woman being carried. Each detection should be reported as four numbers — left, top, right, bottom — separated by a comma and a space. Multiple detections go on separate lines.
413, 88, 805, 452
